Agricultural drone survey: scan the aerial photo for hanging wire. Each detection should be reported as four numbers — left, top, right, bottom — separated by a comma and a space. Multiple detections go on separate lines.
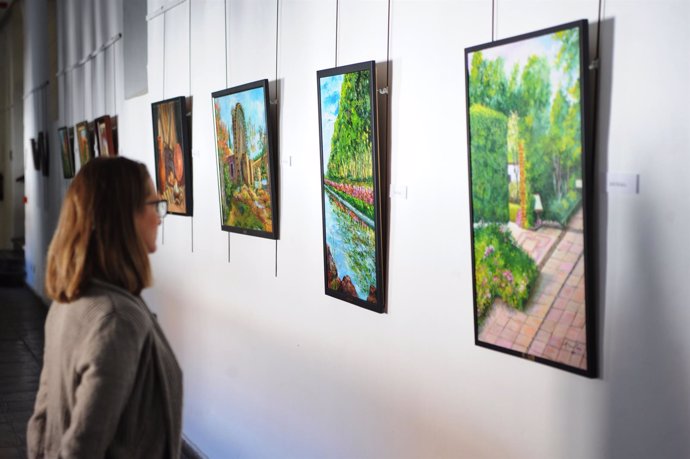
224, 0, 229, 87
162, 11, 167, 99
491, 0, 496, 42
224, 0, 231, 262
161, 9, 168, 245
590, 0, 604, 185
189, 0, 194, 253
113, 40, 117, 115
334, 0, 340, 67
595, 0, 604, 61
102, 50, 107, 114
274, 0, 280, 278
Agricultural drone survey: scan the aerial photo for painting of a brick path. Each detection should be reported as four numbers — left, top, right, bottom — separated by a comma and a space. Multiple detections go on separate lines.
478, 208, 588, 369
466, 22, 591, 373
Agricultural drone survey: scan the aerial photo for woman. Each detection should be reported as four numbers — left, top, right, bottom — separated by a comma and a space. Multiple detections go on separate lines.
27, 157, 183, 459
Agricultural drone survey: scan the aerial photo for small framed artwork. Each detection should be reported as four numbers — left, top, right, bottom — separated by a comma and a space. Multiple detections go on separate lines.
212, 79, 278, 238
151, 96, 193, 216
38, 131, 49, 177
58, 126, 76, 179
95, 115, 116, 157
30, 138, 40, 171
317, 60, 386, 313
75, 121, 94, 166
465, 20, 596, 376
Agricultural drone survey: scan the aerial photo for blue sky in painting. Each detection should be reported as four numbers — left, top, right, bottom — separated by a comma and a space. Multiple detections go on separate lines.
468, 27, 580, 104
215, 86, 267, 160
319, 74, 344, 169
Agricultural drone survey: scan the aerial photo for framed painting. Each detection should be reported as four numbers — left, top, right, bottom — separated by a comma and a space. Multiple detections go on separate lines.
212, 79, 278, 238
151, 97, 193, 216
95, 115, 116, 157
30, 138, 40, 171
465, 20, 596, 377
58, 126, 76, 179
76, 121, 94, 166
38, 131, 49, 177
317, 60, 386, 313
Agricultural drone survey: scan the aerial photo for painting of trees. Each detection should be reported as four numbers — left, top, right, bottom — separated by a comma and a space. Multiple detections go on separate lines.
326, 70, 373, 184
318, 61, 383, 312
466, 22, 595, 376
468, 25, 583, 227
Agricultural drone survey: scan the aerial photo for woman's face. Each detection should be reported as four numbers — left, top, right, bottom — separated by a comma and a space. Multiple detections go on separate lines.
136, 178, 161, 253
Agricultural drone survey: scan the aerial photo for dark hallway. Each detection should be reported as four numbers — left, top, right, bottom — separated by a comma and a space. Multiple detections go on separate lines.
0, 284, 46, 459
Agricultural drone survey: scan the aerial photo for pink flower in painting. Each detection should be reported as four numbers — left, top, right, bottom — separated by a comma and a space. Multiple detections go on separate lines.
503, 270, 514, 283
483, 245, 495, 258
325, 180, 374, 205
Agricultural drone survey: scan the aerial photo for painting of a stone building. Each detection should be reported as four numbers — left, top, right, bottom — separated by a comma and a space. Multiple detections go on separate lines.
212, 80, 277, 238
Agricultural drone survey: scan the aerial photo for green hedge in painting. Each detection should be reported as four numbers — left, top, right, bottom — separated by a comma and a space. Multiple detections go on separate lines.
473, 224, 539, 320
470, 105, 509, 224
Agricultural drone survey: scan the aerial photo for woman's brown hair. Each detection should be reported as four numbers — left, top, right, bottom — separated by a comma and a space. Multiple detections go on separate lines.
46, 157, 153, 302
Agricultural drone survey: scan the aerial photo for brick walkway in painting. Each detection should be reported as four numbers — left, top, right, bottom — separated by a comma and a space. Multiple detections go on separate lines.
478, 207, 588, 370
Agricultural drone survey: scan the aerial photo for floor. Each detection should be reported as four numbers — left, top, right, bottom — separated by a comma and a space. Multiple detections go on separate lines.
0, 285, 46, 459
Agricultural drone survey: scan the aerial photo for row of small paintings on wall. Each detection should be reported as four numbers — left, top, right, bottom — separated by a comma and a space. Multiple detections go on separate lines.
51, 19, 597, 377
51, 115, 118, 179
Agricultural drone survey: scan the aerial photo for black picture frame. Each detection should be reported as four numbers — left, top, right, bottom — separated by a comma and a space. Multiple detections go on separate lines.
30, 138, 40, 171
39, 131, 49, 177
75, 121, 94, 167
95, 115, 117, 157
317, 60, 386, 313
465, 20, 596, 377
58, 126, 76, 179
151, 96, 193, 216
212, 79, 279, 239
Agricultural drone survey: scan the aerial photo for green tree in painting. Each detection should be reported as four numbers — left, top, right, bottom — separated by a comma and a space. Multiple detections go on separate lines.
326, 70, 372, 184
518, 55, 552, 227
470, 105, 509, 223
469, 52, 512, 114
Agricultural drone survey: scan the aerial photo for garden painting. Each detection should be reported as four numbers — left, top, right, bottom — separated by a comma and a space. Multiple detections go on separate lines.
213, 80, 277, 238
466, 21, 594, 376
152, 97, 192, 215
318, 61, 383, 312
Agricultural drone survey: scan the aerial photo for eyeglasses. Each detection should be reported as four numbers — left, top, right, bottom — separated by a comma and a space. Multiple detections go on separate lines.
146, 199, 168, 219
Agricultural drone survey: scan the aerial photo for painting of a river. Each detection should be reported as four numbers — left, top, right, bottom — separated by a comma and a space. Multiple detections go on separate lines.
317, 61, 384, 312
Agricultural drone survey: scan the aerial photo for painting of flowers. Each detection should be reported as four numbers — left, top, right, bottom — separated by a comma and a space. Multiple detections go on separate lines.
465, 20, 595, 376
317, 61, 385, 312
212, 79, 277, 238
152, 97, 193, 216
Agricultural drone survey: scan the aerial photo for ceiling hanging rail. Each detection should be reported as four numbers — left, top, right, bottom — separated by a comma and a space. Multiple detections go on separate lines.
56, 32, 122, 78
146, 0, 187, 22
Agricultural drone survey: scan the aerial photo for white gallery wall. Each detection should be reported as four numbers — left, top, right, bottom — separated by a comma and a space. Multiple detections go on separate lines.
18, 0, 690, 457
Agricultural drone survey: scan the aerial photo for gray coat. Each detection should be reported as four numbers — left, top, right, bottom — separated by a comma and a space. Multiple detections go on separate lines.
27, 279, 183, 459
